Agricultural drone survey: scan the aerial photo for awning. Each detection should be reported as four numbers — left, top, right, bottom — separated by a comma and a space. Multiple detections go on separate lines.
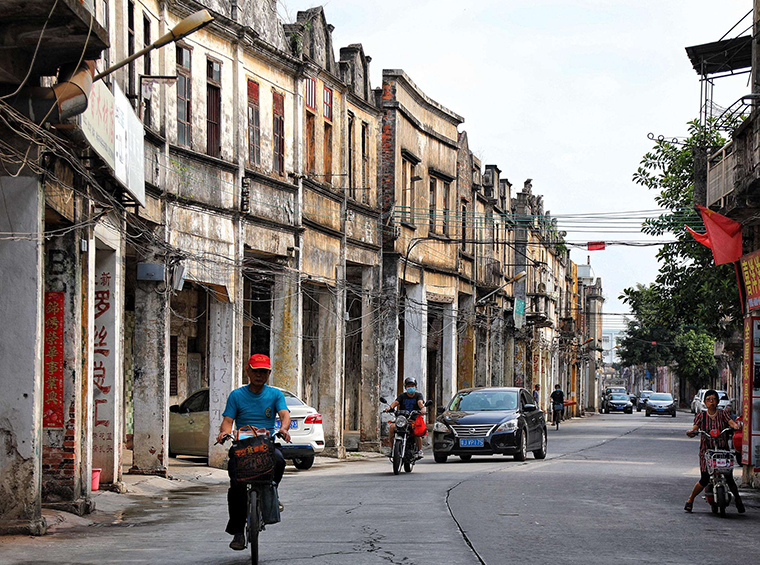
685, 35, 752, 76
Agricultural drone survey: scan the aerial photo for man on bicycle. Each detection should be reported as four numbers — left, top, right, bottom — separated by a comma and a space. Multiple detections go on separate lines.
385, 377, 426, 458
550, 384, 565, 424
216, 354, 291, 551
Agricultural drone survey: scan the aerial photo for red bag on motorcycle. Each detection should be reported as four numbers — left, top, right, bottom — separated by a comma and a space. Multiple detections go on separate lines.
413, 415, 428, 437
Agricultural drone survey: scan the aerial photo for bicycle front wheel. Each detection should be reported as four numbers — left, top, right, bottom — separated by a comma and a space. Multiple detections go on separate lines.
248, 489, 260, 565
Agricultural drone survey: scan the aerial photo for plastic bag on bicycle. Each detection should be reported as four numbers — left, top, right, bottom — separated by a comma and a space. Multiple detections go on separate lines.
260, 483, 281, 525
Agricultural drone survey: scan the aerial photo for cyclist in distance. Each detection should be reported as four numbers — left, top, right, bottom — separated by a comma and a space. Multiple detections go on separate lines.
550, 384, 565, 425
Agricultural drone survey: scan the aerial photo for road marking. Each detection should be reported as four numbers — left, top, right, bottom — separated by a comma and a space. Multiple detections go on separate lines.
556, 459, 655, 465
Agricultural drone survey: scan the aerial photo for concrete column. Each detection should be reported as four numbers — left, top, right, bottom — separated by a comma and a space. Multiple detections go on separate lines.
378, 255, 399, 442
91, 229, 124, 486
490, 312, 504, 387
42, 230, 87, 513
441, 301, 457, 405
404, 282, 427, 398
475, 309, 489, 387
505, 330, 515, 387
0, 175, 46, 535
271, 271, 301, 395
359, 266, 380, 449
130, 249, 170, 476
317, 287, 344, 457
207, 299, 236, 468
457, 295, 475, 390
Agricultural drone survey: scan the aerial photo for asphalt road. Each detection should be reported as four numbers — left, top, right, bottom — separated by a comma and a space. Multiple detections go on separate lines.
2, 412, 758, 565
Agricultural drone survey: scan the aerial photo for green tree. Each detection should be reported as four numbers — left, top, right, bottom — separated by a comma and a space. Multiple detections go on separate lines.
673, 329, 716, 389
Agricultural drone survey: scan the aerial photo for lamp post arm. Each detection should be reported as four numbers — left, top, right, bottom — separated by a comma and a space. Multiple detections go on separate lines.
94, 44, 154, 82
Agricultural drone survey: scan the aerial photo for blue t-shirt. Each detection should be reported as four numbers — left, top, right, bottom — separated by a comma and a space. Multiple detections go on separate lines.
222, 384, 289, 434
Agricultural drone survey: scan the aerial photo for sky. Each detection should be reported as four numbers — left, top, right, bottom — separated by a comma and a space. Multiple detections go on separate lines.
280, 0, 751, 330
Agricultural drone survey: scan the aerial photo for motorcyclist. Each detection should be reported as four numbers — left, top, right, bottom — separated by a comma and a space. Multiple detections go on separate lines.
385, 377, 426, 458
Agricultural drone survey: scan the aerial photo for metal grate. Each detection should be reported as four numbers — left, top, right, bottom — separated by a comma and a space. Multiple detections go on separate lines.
450, 424, 495, 437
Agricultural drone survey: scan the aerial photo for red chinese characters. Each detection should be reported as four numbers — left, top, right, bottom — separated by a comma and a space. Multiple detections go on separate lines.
43, 292, 65, 428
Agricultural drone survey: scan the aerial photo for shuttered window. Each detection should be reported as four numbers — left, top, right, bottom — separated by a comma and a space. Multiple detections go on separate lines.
323, 86, 332, 121
247, 80, 260, 166
273, 91, 285, 175
206, 59, 221, 158
305, 76, 316, 110
176, 46, 191, 147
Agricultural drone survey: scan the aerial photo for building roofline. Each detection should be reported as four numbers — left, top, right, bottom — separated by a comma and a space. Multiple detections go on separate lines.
383, 69, 464, 125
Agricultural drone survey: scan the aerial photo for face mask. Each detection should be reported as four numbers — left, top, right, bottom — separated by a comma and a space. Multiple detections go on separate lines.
406, 387, 416, 394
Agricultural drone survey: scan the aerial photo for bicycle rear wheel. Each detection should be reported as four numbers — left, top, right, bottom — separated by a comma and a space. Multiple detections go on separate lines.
248, 489, 260, 565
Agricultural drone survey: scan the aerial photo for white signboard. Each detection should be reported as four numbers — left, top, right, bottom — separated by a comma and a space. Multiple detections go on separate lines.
80, 80, 114, 170
113, 83, 145, 206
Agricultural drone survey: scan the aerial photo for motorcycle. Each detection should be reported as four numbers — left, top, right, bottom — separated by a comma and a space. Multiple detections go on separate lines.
381, 397, 433, 475
691, 426, 739, 517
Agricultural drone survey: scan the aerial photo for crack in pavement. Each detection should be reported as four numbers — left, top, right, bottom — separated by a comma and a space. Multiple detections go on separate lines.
444, 420, 648, 564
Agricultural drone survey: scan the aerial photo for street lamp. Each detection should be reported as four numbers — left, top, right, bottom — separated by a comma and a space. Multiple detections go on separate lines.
476, 270, 527, 304
93, 10, 214, 82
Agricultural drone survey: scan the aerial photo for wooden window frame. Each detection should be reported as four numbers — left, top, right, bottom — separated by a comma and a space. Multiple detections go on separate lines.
323, 122, 333, 184
361, 122, 369, 204
305, 76, 316, 110
273, 91, 285, 175
142, 13, 151, 127
206, 58, 222, 158
347, 113, 355, 198
176, 44, 192, 147
442, 181, 450, 236
305, 111, 315, 174
429, 176, 437, 233
247, 79, 261, 167
127, 1, 135, 96
323, 86, 333, 121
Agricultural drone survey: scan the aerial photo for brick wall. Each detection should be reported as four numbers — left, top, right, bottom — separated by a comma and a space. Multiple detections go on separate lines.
42, 401, 77, 502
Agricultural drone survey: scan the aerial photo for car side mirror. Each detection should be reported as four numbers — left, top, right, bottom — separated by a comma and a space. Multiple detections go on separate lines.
437, 405, 446, 415
169, 404, 180, 413
524, 403, 537, 411
379, 397, 388, 404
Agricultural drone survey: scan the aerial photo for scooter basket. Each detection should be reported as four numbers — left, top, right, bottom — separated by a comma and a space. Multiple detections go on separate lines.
705, 450, 734, 472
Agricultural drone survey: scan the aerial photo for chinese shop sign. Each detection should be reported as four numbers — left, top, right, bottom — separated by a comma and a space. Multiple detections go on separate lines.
43, 292, 65, 428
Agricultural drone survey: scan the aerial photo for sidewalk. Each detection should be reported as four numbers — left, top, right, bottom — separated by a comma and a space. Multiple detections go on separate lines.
42, 450, 384, 534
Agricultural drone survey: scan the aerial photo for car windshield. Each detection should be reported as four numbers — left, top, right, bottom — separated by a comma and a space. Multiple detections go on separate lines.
640, 392, 653, 397
718, 392, 729, 401
650, 393, 672, 401
610, 394, 628, 400
608, 388, 625, 393
280, 390, 305, 406
448, 390, 518, 411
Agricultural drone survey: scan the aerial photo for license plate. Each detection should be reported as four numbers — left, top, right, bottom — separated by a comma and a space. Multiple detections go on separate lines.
275, 420, 298, 430
714, 459, 730, 468
460, 438, 484, 448
656, 408, 664, 411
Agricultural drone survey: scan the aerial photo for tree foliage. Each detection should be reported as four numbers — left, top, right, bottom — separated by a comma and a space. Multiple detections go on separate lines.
618, 121, 738, 378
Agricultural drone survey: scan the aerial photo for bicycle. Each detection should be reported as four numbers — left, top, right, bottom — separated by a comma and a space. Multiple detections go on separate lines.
219, 431, 283, 565
552, 403, 563, 431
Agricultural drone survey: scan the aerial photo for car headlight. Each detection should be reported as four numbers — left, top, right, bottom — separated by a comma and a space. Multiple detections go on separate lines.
626, 402, 632, 407
395, 415, 408, 428
433, 421, 450, 433
495, 419, 519, 432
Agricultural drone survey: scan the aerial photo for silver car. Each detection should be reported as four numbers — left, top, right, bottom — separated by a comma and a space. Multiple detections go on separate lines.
691, 389, 730, 413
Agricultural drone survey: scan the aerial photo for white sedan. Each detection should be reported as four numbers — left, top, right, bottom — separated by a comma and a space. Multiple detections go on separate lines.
169, 387, 325, 470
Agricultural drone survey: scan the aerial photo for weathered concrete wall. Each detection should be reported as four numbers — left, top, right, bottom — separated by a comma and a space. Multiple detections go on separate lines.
207, 299, 236, 468
316, 287, 345, 456
302, 229, 340, 282
0, 175, 46, 535
131, 246, 170, 476
42, 230, 83, 507
270, 271, 301, 395
359, 266, 380, 448
475, 320, 489, 388
378, 254, 399, 441
457, 294, 475, 390
404, 282, 427, 398
441, 302, 457, 405
490, 313, 505, 387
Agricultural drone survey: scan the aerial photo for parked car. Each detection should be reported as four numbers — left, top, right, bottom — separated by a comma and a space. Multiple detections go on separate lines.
645, 392, 676, 417
433, 387, 547, 463
636, 390, 654, 412
691, 389, 730, 413
690, 389, 707, 413
601, 393, 633, 414
168, 387, 325, 469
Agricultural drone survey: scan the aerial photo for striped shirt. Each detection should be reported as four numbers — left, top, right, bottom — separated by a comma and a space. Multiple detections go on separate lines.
694, 410, 731, 472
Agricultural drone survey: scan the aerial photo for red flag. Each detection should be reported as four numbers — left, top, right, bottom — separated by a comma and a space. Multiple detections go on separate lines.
587, 241, 606, 251
685, 205, 742, 265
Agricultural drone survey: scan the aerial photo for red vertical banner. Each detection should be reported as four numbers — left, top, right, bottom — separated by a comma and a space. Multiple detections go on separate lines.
43, 292, 65, 428
742, 317, 752, 465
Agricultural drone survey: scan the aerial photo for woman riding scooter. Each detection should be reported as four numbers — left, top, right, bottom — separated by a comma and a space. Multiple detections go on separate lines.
385, 377, 426, 458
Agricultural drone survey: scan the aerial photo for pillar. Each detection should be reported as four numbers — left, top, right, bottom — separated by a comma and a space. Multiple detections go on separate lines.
441, 301, 457, 406
131, 248, 170, 476
270, 270, 301, 395
0, 175, 46, 535
208, 298, 236, 468
457, 294, 475, 390
378, 255, 399, 442
475, 308, 489, 387
359, 266, 380, 449
505, 329, 515, 387
42, 230, 88, 513
404, 282, 427, 398
317, 287, 344, 457
490, 311, 504, 387
91, 224, 124, 486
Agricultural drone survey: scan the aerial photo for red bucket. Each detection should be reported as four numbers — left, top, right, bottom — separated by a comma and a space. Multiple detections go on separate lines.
91, 468, 102, 491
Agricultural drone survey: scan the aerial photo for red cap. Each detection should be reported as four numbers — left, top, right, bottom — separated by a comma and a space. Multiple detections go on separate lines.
248, 354, 271, 370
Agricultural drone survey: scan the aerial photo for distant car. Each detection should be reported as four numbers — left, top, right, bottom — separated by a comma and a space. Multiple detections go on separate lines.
636, 390, 654, 412
169, 387, 325, 470
645, 392, 676, 417
433, 387, 547, 463
691, 389, 730, 413
601, 393, 633, 414
690, 389, 707, 413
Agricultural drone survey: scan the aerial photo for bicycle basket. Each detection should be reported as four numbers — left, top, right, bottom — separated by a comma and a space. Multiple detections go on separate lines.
228, 427, 276, 483
705, 450, 734, 472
